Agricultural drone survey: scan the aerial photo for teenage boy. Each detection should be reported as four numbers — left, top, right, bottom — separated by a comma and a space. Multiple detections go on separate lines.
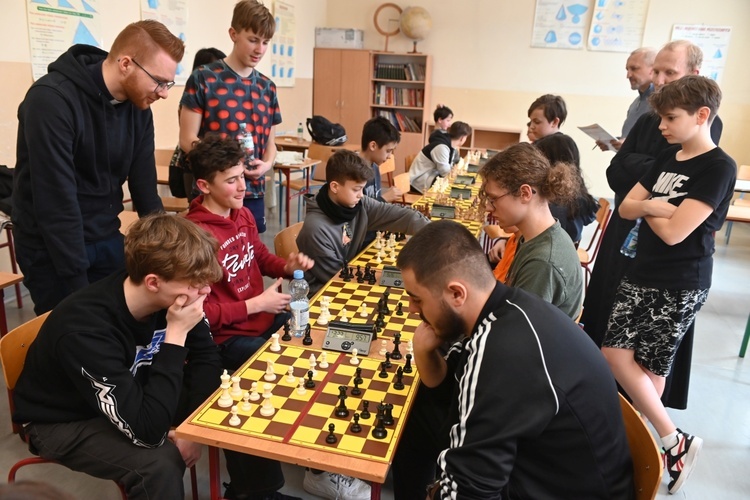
603, 75, 735, 495
185, 134, 310, 500
297, 150, 430, 294
13, 214, 224, 500
180, 0, 280, 233
360, 116, 403, 203
13, 20, 183, 314
409, 121, 472, 194
393, 220, 633, 499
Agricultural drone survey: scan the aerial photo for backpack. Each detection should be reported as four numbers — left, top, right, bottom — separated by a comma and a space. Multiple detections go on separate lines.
306, 116, 347, 146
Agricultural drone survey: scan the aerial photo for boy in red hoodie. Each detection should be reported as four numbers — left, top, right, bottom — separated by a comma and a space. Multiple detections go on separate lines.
186, 134, 314, 370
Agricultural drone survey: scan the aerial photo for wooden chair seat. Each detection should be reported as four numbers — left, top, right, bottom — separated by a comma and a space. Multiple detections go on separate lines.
619, 394, 663, 499
393, 173, 422, 205
274, 221, 303, 259
160, 196, 189, 213
578, 198, 612, 290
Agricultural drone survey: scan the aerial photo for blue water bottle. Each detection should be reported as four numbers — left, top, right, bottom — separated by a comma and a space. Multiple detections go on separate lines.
620, 218, 641, 258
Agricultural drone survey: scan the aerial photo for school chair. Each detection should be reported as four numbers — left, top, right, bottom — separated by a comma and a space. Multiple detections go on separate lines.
379, 156, 395, 187
0, 217, 23, 309
739, 313, 750, 357
392, 173, 422, 206
404, 154, 416, 173
274, 221, 303, 259
619, 394, 663, 500
724, 164, 750, 244
1, 313, 199, 499
577, 198, 612, 290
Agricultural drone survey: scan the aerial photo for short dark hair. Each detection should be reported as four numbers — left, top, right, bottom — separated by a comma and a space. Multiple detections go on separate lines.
397, 220, 494, 290
433, 105, 453, 122
527, 94, 568, 125
449, 121, 472, 140
187, 134, 244, 183
192, 47, 226, 70
232, 0, 275, 38
649, 75, 721, 123
361, 116, 401, 150
326, 149, 374, 184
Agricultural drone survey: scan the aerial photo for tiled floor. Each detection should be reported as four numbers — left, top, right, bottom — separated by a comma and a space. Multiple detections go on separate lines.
1, 202, 748, 499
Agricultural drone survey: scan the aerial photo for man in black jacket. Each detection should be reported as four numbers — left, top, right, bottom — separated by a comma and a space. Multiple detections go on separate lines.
13, 20, 183, 314
13, 214, 224, 500
396, 220, 634, 499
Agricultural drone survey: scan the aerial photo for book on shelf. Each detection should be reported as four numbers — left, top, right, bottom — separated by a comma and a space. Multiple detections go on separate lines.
374, 110, 422, 133
374, 61, 426, 81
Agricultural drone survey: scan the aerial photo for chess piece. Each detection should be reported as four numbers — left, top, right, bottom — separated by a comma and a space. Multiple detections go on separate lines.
339, 308, 349, 323
393, 366, 405, 390
389, 249, 396, 260
308, 353, 317, 376
343, 265, 352, 282
318, 350, 329, 369
317, 304, 330, 326
391, 332, 402, 360
378, 361, 389, 378
407, 339, 414, 356
304, 370, 316, 388
286, 366, 296, 383
264, 360, 276, 382
326, 423, 338, 444
351, 377, 362, 396
358, 303, 368, 317
282, 319, 292, 341
229, 405, 241, 426
220, 369, 231, 386
384, 352, 392, 368
249, 381, 260, 401
303, 323, 313, 346
379, 339, 388, 356
218, 381, 233, 408
371, 414, 387, 440
297, 377, 307, 395
270, 333, 281, 352
360, 400, 371, 419
396, 302, 403, 315
404, 353, 413, 374
230, 375, 243, 398
242, 391, 252, 411
350, 413, 362, 433
371, 323, 378, 342
262, 382, 273, 398
383, 403, 394, 426
260, 394, 275, 417
353, 366, 363, 385
335, 386, 350, 418
350, 348, 360, 365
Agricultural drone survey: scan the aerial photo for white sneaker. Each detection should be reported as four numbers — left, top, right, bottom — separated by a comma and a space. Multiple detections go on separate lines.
302, 470, 371, 500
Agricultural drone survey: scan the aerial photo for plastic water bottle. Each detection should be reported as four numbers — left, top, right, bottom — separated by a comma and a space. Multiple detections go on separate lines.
238, 122, 255, 163
289, 270, 309, 337
297, 122, 304, 141
620, 218, 641, 258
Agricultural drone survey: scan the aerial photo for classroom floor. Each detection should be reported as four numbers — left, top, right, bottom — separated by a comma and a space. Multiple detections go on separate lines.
0, 201, 748, 499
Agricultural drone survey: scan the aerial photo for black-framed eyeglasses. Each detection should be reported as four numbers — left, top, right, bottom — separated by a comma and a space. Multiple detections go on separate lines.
132, 58, 175, 93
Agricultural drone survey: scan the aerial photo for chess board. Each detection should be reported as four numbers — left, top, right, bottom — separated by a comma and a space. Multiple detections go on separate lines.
309, 280, 421, 343
188, 343, 419, 463
348, 239, 407, 269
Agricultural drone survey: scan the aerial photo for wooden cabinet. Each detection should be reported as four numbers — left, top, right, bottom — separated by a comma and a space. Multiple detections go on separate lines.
313, 48, 370, 148
425, 124, 522, 157
370, 52, 431, 174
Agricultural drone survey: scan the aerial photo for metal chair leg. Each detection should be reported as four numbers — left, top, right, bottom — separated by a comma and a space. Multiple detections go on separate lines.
739, 313, 750, 358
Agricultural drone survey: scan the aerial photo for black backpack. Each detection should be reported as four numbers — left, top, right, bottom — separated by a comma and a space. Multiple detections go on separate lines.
306, 116, 347, 146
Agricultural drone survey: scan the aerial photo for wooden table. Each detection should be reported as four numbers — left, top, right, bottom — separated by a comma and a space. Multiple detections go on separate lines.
274, 158, 321, 228
275, 136, 311, 153
176, 328, 413, 500
0, 272, 24, 337
156, 165, 169, 185
735, 179, 750, 193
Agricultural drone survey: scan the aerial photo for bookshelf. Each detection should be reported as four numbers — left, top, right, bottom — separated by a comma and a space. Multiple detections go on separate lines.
424, 124, 523, 156
370, 52, 432, 174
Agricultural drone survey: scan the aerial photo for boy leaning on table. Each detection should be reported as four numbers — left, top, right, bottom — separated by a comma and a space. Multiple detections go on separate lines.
185, 133, 312, 500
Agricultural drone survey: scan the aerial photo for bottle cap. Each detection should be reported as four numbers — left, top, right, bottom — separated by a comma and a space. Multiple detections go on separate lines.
293, 269, 304, 279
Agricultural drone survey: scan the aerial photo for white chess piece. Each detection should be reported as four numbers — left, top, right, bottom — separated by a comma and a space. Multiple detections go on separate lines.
263, 382, 273, 398
264, 360, 276, 381
230, 375, 242, 398
297, 377, 307, 395
308, 353, 317, 376
318, 350, 329, 369
389, 249, 396, 260
379, 339, 388, 356
339, 308, 349, 323
270, 333, 281, 352
242, 391, 252, 412
249, 381, 260, 401
229, 405, 241, 426
407, 339, 414, 356
317, 305, 330, 326
375, 254, 382, 264
260, 394, 275, 417
218, 382, 233, 408
350, 348, 360, 365
286, 367, 296, 383
358, 303, 368, 317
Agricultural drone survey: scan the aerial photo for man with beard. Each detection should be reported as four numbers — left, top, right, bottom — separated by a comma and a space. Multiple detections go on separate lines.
394, 220, 634, 499
13, 20, 181, 314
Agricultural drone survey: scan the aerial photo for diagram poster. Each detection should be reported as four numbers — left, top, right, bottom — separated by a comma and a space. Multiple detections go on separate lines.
140, 0, 188, 84
587, 0, 650, 52
532, 0, 594, 50
27, 0, 102, 80
270, 0, 296, 87
671, 24, 731, 83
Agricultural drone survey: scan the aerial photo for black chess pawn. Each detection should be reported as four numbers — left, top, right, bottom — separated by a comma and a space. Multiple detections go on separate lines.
382, 290, 391, 314
335, 386, 350, 418
351, 378, 362, 396
302, 323, 313, 346
368, 269, 377, 285
375, 313, 385, 332
393, 366, 405, 390
350, 413, 362, 433
378, 361, 389, 378
384, 352, 392, 368
353, 366, 363, 385
281, 320, 292, 341
360, 400, 371, 419
356, 265, 363, 283
383, 403, 395, 426
326, 423, 338, 444
396, 302, 403, 316
339, 262, 348, 279
304, 370, 316, 388
391, 333, 402, 360
371, 323, 378, 342
371, 415, 387, 440
403, 353, 413, 374
343, 266, 352, 282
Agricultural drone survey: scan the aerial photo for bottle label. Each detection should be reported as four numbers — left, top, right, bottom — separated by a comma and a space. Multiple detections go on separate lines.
291, 300, 309, 332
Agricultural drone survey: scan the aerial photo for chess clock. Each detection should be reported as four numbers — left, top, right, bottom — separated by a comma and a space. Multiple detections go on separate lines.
380, 265, 404, 288
430, 203, 456, 219
323, 321, 374, 355
466, 163, 480, 173
450, 186, 472, 199
454, 174, 476, 185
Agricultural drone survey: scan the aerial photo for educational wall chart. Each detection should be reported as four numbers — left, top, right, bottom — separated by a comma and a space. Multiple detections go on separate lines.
270, 0, 296, 87
532, 0, 594, 50
587, 0, 649, 52
140, 0, 188, 84
671, 24, 731, 83
27, 0, 102, 80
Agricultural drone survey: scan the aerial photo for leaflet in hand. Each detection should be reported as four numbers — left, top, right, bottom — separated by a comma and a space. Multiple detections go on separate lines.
578, 124, 619, 152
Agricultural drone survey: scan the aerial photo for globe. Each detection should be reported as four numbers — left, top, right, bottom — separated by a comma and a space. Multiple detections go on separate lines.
400, 6, 432, 42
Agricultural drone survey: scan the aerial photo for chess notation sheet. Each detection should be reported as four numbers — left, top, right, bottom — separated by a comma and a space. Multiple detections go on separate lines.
578, 124, 619, 151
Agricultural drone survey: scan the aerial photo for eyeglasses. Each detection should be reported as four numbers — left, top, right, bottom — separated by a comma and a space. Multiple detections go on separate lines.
482, 190, 512, 209
131, 58, 175, 93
